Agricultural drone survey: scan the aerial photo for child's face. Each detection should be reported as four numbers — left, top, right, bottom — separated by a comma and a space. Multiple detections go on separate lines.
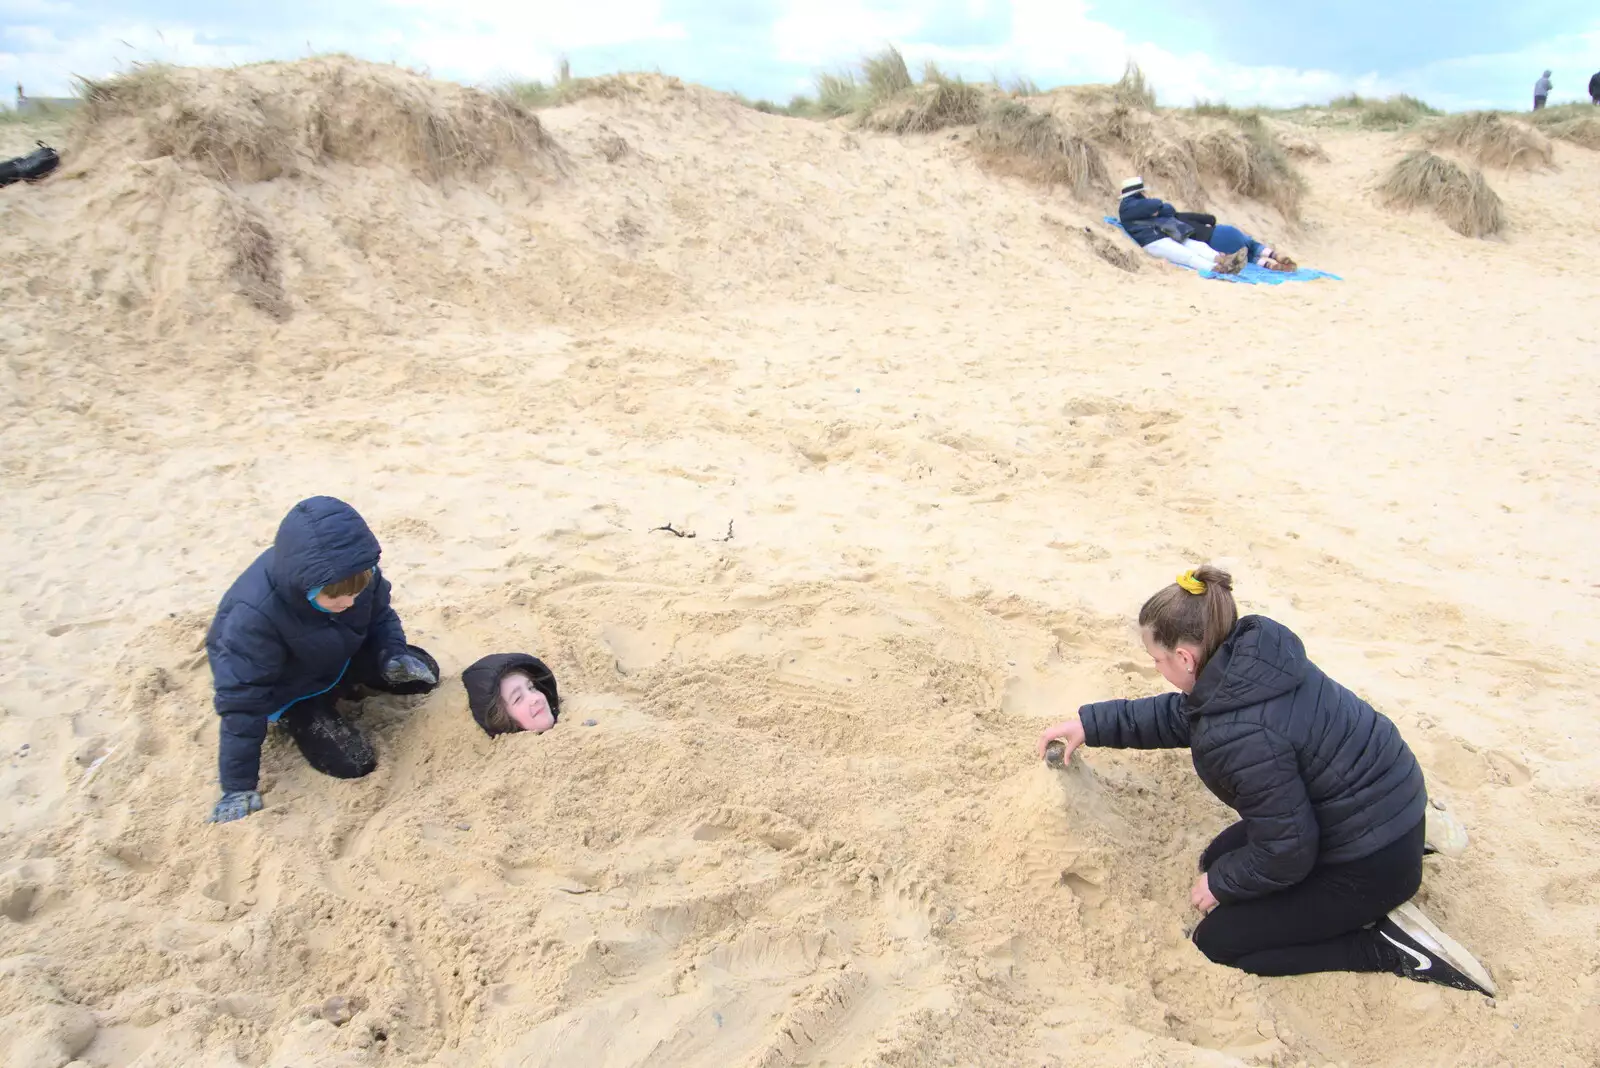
313, 590, 359, 613
500, 673, 555, 733
1142, 627, 1200, 694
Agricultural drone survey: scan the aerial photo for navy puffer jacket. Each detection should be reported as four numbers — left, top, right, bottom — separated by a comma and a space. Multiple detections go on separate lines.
206, 497, 407, 791
1079, 616, 1426, 903
1119, 193, 1193, 247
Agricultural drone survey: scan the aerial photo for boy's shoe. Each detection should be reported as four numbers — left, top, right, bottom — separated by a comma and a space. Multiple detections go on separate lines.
1376, 901, 1495, 997
1423, 802, 1470, 858
1215, 248, 1248, 274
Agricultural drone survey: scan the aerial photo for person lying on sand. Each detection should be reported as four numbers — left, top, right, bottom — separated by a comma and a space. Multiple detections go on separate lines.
1037, 566, 1496, 997
1170, 212, 1298, 272
205, 496, 439, 824
464, 653, 561, 735
1117, 177, 1248, 275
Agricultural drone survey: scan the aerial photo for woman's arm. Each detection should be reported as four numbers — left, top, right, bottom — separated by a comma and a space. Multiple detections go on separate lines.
1079, 692, 1190, 749
1204, 726, 1320, 901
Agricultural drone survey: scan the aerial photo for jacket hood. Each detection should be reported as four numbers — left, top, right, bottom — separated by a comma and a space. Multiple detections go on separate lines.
270, 497, 382, 597
462, 653, 560, 736
1187, 615, 1307, 716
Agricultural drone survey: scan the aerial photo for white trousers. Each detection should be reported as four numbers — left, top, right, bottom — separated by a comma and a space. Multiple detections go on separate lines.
1144, 237, 1222, 272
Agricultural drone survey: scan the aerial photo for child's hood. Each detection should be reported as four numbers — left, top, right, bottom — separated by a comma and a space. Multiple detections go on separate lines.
462, 652, 561, 736
1186, 615, 1308, 717
269, 497, 382, 597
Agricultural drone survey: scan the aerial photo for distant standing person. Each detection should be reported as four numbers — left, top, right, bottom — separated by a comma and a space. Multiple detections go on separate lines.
1589, 69, 1599, 105
1534, 70, 1552, 110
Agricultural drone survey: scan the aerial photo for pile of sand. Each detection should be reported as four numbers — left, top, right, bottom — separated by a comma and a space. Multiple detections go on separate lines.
2, 57, 1598, 1068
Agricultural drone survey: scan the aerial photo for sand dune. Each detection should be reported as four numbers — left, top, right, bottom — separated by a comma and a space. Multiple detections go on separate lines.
1, 59, 1597, 1067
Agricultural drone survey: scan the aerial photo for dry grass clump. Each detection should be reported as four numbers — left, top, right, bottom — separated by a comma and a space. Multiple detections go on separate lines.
1194, 114, 1306, 218
863, 69, 984, 134
1419, 112, 1552, 170
502, 57, 641, 110
972, 100, 1110, 199
1528, 103, 1600, 150
802, 48, 986, 132
1112, 62, 1156, 109
1329, 93, 1440, 130
1378, 150, 1505, 237
76, 56, 560, 182
1277, 128, 1331, 161
862, 48, 915, 100
223, 196, 290, 320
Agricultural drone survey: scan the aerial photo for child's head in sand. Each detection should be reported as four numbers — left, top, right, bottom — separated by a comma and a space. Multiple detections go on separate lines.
462, 653, 561, 736
1138, 565, 1237, 693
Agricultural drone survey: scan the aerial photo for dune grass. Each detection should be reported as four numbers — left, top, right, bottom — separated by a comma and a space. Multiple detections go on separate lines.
1378, 150, 1505, 237
972, 99, 1110, 199
1194, 112, 1306, 217
502, 58, 641, 109
1527, 102, 1600, 150
1113, 61, 1156, 109
1419, 111, 1552, 169
1328, 93, 1441, 129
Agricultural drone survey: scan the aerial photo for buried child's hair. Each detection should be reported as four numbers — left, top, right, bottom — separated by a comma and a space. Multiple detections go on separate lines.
1138, 564, 1237, 672
321, 568, 374, 599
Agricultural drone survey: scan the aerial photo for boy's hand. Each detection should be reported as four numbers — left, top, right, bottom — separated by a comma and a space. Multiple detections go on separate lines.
209, 790, 263, 824
382, 653, 438, 686
1037, 719, 1086, 761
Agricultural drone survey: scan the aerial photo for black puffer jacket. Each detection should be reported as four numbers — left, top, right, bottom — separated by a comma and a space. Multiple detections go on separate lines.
1079, 616, 1426, 903
207, 497, 408, 791
1118, 193, 1193, 247
462, 653, 560, 736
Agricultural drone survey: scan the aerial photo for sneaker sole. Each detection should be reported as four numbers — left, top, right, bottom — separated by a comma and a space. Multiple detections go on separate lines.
1424, 805, 1469, 858
1389, 901, 1496, 997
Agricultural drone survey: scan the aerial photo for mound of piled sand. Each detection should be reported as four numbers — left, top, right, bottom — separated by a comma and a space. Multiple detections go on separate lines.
2, 56, 1599, 1068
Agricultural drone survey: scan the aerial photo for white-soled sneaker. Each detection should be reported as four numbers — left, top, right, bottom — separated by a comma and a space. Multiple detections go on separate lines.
1377, 901, 1495, 997
1423, 800, 1470, 858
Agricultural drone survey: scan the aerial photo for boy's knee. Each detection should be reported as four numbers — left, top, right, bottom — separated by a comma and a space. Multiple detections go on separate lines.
325, 750, 378, 779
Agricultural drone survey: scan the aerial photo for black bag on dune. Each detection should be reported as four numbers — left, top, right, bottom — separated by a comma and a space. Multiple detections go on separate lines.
0, 142, 61, 187
1175, 211, 1217, 244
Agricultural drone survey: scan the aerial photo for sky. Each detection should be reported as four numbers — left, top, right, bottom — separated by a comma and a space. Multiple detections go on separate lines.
3, 0, 1599, 111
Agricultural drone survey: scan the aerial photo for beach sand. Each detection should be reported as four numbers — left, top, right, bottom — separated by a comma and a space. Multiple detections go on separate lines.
1, 61, 1597, 1067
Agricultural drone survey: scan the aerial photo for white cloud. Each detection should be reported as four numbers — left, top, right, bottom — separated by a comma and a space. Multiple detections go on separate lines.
771, 0, 926, 66
0, 0, 690, 96
764, 0, 1385, 106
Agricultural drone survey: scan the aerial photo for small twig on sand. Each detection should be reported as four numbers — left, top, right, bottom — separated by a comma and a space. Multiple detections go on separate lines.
650, 522, 695, 538
714, 521, 735, 543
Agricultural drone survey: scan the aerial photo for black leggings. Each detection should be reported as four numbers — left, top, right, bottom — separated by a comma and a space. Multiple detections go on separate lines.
281, 644, 439, 780
1192, 819, 1423, 976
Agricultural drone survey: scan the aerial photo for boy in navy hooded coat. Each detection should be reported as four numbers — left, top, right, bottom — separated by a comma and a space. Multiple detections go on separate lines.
204, 497, 439, 823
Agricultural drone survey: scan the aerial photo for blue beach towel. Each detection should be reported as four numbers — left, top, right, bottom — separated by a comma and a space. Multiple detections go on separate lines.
1102, 217, 1341, 285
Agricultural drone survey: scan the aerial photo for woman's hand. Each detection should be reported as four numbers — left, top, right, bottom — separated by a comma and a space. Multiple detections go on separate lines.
1190, 872, 1219, 914
1037, 719, 1087, 761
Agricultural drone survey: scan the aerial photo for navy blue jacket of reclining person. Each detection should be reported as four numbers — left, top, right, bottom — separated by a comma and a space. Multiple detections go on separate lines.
206, 497, 410, 793
1119, 192, 1195, 248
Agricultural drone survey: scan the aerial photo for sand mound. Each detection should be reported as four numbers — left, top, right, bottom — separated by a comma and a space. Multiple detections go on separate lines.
76, 58, 559, 182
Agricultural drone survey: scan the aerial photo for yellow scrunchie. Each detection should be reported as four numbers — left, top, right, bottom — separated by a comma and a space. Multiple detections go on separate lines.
1176, 570, 1207, 595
